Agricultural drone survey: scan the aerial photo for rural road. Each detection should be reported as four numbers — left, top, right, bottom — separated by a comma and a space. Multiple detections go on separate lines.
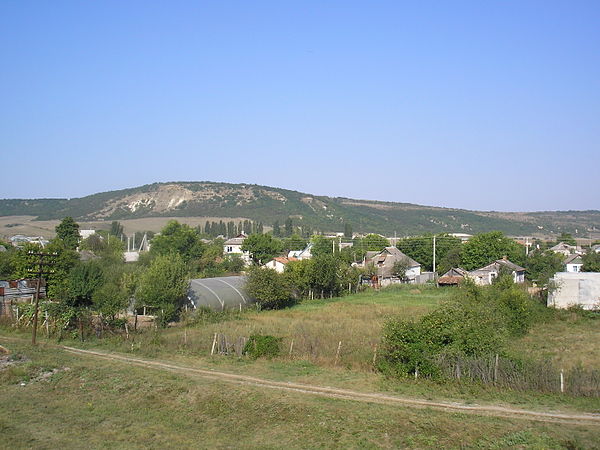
55, 345, 600, 426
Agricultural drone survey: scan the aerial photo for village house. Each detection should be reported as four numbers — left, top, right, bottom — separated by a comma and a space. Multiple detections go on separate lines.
468, 257, 525, 285
363, 246, 421, 286
264, 256, 298, 273
223, 233, 251, 264
438, 267, 469, 286
549, 242, 582, 256
564, 254, 584, 273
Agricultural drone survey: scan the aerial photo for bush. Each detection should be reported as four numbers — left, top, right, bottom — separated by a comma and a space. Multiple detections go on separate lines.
243, 334, 281, 359
379, 278, 540, 379
246, 267, 294, 309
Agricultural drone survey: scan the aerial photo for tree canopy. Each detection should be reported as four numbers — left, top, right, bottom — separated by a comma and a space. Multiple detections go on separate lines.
241, 233, 283, 264
460, 231, 525, 271
55, 217, 80, 250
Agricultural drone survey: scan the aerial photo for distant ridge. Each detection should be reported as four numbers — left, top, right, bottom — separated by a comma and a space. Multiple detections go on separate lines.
1, 181, 599, 236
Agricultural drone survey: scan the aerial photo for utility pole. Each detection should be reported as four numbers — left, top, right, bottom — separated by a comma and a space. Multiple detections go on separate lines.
27, 251, 56, 345
432, 235, 436, 274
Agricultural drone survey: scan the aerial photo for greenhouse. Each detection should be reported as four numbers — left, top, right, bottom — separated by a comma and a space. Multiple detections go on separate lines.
188, 276, 255, 311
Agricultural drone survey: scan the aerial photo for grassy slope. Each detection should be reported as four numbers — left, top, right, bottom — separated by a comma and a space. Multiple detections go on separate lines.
1, 342, 598, 449
2, 181, 600, 235
2, 286, 600, 448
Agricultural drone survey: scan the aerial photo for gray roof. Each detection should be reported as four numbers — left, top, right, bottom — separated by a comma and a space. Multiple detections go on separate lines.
473, 259, 525, 274
188, 276, 255, 311
564, 254, 583, 264
367, 247, 420, 278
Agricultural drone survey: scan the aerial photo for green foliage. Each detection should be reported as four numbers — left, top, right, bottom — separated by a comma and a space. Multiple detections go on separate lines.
282, 233, 307, 253
243, 334, 282, 359
64, 261, 104, 308
55, 217, 80, 250
241, 233, 283, 264
93, 280, 129, 319
306, 254, 340, 297
245, 267, 293, 309
525, 250, 564, 285
222, 254, 245, 273
136, 253, 188, 325
109, 221, 124, 237
556, 233, 577, 246
344, 222, 353, 239
361, 234, 390, 252
379, 278, 540, 378
582, 251, 600, 272
396, 234, 462, 272
310, 235, 334, 257
460, 231, 525, 270
150, 220, 205, 263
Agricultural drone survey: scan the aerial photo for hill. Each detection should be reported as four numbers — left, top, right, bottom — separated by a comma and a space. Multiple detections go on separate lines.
1, 181, 599, 236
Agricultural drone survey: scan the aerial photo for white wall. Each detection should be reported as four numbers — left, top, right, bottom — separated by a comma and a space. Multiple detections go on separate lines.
548, 272, 600, 310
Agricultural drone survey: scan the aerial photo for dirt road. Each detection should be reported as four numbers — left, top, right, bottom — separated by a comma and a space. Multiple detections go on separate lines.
58, 345, 600, 426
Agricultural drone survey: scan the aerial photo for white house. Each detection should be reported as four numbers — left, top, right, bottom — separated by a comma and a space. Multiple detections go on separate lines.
288, 243, 313, 260
468, 258, 526, 285
548, 272, 600, 310
564, 254, 584, 273
79, 229, 96, 240
264, 256, 298, 273
549, 242, 582, 256
223, 233, 251, 264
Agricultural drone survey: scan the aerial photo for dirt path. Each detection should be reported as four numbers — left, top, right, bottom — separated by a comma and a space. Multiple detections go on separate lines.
58, 346, 600, 426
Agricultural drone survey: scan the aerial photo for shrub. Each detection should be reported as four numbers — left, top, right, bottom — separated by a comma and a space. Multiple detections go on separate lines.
379, 278, 540, 379
243, 334, 281, 359
246, 267, 294, 309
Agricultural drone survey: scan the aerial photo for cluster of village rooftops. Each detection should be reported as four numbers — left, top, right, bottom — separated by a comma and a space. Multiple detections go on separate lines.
3, 230, 600, 311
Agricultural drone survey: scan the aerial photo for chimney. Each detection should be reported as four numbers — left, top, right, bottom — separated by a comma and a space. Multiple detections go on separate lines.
502, 255, 508, 261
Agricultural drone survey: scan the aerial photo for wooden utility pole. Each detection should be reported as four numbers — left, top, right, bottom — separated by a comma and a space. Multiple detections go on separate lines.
27, 250, 56, 345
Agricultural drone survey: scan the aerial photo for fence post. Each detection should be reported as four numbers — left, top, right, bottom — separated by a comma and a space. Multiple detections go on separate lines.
289, 339, 294, 357
560, 369, 564, 393
334, 341, 342, 366
415, 364, 419, 380
210, 333, 217, 355
372, 344, 378, 366
494, 354, 499, 384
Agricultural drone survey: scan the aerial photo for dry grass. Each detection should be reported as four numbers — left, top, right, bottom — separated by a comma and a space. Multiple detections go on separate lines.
1, 341, 598, 449
142, 286, 447, 370
507, 309, 600, 370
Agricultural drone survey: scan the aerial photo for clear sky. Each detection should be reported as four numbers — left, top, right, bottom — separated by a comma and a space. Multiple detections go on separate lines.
1, 1, 599, 212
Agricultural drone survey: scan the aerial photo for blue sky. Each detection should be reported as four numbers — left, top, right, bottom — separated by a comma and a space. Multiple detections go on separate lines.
1, 1, 598, 211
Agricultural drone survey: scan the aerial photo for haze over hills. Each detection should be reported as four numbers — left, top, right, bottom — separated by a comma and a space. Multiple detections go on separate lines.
1, 181, 599, 237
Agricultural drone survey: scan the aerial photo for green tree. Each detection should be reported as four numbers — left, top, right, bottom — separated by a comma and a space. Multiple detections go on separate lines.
241, 234, 283, 264
282, 233, 307, 253
246, 267, 292, 309
582, 251, 600, 272
64, 261, 104, 308
272, 220, 281, 237
284, 217, 293, 237
109, 221, 124, 237
92, 281, 129, 319
525, 250, 564, 285
460, 231, 525, 271
310, 235, 334, 257
362, 234, 390, 252
150, 220, 204, 263
397, 234, 462, 272
136, 253, 188, 326
55, 217, 80, 250
556, 233, 577, 246
306, 254, 340, 298
344, 222, 353, 239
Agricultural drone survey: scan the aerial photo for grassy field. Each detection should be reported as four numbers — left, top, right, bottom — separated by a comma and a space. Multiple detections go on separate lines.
2, 285, 600, 448
1, 340, 599, 449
